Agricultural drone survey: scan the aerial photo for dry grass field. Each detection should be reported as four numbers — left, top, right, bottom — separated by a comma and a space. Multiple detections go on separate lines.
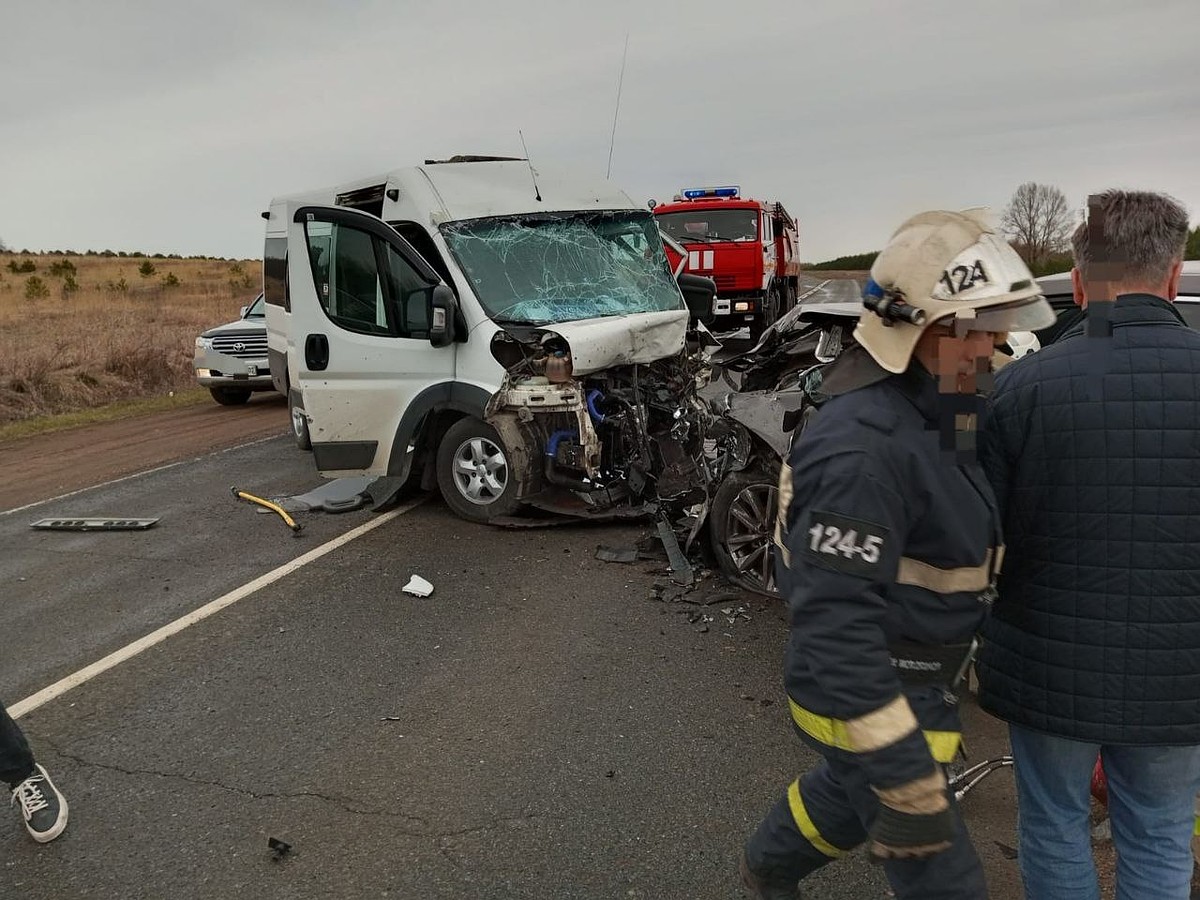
0, 252, 261, 425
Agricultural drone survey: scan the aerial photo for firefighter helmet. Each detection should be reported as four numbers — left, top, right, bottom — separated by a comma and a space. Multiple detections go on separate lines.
854, 209, 1056, 373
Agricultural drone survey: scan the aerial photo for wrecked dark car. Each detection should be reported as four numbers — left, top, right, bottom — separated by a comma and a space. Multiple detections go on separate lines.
701, 301, 864, 596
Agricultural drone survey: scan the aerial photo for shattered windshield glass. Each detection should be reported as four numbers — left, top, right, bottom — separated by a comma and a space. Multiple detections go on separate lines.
441, 210, 684, 325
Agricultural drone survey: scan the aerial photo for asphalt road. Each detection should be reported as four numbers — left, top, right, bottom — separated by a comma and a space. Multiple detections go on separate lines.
0, 434, 870, 899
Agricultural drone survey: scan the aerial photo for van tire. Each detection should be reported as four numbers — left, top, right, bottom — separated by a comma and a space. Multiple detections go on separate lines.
210, 387, 252, 406
436, 417, 522, 523
288, 389, 312, 451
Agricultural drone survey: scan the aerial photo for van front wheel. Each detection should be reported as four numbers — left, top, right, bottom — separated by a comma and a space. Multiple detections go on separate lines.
435, 418, 523, 522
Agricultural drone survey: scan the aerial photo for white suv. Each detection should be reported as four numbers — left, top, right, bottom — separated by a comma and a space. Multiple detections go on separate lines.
193, 293, 276, 405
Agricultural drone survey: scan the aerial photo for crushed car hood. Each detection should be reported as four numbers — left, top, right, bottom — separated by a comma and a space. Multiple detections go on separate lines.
492, 310, 690, 375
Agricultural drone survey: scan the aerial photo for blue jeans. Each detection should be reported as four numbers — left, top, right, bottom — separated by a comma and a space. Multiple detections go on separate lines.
1009, 724, 1200, 900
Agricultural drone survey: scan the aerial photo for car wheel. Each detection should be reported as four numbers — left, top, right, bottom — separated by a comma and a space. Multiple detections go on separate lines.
435, 417, 523, 523
709, 467, 781, 598
210, 387, 252, 406
288, 389, 312, 451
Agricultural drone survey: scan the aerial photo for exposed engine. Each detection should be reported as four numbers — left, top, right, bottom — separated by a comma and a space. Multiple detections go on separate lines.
485, 327, 713, 517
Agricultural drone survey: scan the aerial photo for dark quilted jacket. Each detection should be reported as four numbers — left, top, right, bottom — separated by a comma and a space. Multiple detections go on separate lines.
978, 294, 1200, 745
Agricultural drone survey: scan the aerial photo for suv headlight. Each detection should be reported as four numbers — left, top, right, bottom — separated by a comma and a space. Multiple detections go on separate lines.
195, 336, 214, 350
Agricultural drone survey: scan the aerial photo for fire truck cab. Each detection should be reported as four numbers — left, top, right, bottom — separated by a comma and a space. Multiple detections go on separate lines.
652, 185, 800, 337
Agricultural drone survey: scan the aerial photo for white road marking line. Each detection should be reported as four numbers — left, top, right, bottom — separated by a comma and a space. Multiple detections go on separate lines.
10, 494, 428, 720
0, 433, 285, 517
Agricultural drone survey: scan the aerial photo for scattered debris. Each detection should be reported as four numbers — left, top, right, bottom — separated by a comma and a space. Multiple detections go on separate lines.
272, 477, 374, 514
362, 476, 408, 512
596, 546, 639, 564
994, 841, 1019, 860
656, 514, 694, 585
402, 575, 434, 598
29, 517, 159, 532
380, 716, 403, 722
268, 836, 292, 860
231, 487, 302, 534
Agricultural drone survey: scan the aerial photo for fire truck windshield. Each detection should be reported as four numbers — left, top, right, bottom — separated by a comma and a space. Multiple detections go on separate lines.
441, 210, 684, 325
655, 208, 759, 244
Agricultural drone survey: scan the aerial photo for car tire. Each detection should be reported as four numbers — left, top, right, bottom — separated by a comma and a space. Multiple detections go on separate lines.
288, 389, 312, 451
210, 387, 252, 406
435, 417, 523, 523
708, 466, 781, 598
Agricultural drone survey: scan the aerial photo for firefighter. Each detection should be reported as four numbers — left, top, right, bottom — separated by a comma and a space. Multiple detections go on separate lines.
739, 209, 1056, 899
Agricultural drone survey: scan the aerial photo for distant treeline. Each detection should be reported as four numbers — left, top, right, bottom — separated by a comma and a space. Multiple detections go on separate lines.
0, 248, 256, 261
805, 251, 879, 271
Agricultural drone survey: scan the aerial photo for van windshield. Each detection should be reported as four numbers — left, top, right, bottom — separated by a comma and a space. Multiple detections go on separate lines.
441, 210, 683, 325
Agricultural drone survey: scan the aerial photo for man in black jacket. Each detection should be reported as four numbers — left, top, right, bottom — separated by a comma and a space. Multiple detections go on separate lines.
740, 209, 1055, 899
979, 189, 1200, 900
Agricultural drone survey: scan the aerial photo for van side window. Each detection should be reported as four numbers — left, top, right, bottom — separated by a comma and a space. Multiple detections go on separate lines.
388, 221, 456, 293
303, 219, 433, 339
381, 244, 435, 339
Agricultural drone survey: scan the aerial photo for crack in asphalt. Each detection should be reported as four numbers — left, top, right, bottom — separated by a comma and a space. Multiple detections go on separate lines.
41, 740, 547, 841
41, 741, 430, 831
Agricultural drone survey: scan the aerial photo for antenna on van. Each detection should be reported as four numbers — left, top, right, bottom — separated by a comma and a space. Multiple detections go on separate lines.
518, 130, 542, 202
606, 33, 630, 180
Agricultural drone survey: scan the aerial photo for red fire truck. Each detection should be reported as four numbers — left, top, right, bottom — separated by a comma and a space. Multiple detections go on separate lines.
652, 185, 800, 336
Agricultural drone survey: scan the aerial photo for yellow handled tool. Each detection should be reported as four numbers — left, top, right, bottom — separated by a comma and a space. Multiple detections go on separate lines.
230, 487, 302, 534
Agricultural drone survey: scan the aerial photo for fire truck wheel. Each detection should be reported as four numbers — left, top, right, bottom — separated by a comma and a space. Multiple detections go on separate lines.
749, 284, 783, 341
784, 281, 798, 312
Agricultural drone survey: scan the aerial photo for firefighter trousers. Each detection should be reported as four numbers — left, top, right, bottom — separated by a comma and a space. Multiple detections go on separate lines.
744, 752, 988, 899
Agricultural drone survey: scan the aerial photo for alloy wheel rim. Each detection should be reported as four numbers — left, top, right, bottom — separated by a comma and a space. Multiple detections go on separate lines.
725, 483, 779, 593
452, 437, 509, 505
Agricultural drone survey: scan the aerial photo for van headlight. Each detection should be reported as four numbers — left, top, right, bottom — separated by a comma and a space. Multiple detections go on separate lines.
195, 336, 214, 350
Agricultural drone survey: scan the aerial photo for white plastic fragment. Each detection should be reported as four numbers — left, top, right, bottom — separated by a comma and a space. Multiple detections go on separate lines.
402, 575, 434, 597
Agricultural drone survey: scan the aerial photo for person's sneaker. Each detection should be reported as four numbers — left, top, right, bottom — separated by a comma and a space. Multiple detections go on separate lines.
10, 764, 68, 843
739, 850, 800, 899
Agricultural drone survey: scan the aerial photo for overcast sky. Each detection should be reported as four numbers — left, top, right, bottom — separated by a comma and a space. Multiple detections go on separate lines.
2, 0, 1197, 262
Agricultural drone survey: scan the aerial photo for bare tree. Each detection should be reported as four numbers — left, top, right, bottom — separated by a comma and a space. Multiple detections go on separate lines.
1001, 182, 1074, 267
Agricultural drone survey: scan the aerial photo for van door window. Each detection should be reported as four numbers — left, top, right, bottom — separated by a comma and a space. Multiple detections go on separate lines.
381, 244, 435, 339
303, 219, 434, 339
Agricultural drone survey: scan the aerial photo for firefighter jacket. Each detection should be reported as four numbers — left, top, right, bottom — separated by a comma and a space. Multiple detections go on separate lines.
776, 347, 1002, 796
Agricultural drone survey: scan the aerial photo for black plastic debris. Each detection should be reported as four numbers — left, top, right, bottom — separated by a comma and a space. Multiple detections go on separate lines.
595, 546, 638, 564
655, 514, 694, 585
30, 517, 159, 532
268, 836, 292, 860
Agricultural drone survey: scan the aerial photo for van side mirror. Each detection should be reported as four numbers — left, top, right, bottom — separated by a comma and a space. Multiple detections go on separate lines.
429, 284, 459, 348
677, 272, 717, 325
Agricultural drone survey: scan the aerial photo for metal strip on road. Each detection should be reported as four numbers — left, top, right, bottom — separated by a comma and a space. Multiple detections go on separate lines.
10, 494, 429, 720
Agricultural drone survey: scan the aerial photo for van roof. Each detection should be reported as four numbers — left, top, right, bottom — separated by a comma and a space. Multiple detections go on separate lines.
278, 161, 639, 224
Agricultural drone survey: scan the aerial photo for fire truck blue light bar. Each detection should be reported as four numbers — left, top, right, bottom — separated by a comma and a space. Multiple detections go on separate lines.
682, 186, 740, 199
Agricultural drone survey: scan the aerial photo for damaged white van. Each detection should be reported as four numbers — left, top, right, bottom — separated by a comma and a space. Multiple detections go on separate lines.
263, 157, 718, 523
